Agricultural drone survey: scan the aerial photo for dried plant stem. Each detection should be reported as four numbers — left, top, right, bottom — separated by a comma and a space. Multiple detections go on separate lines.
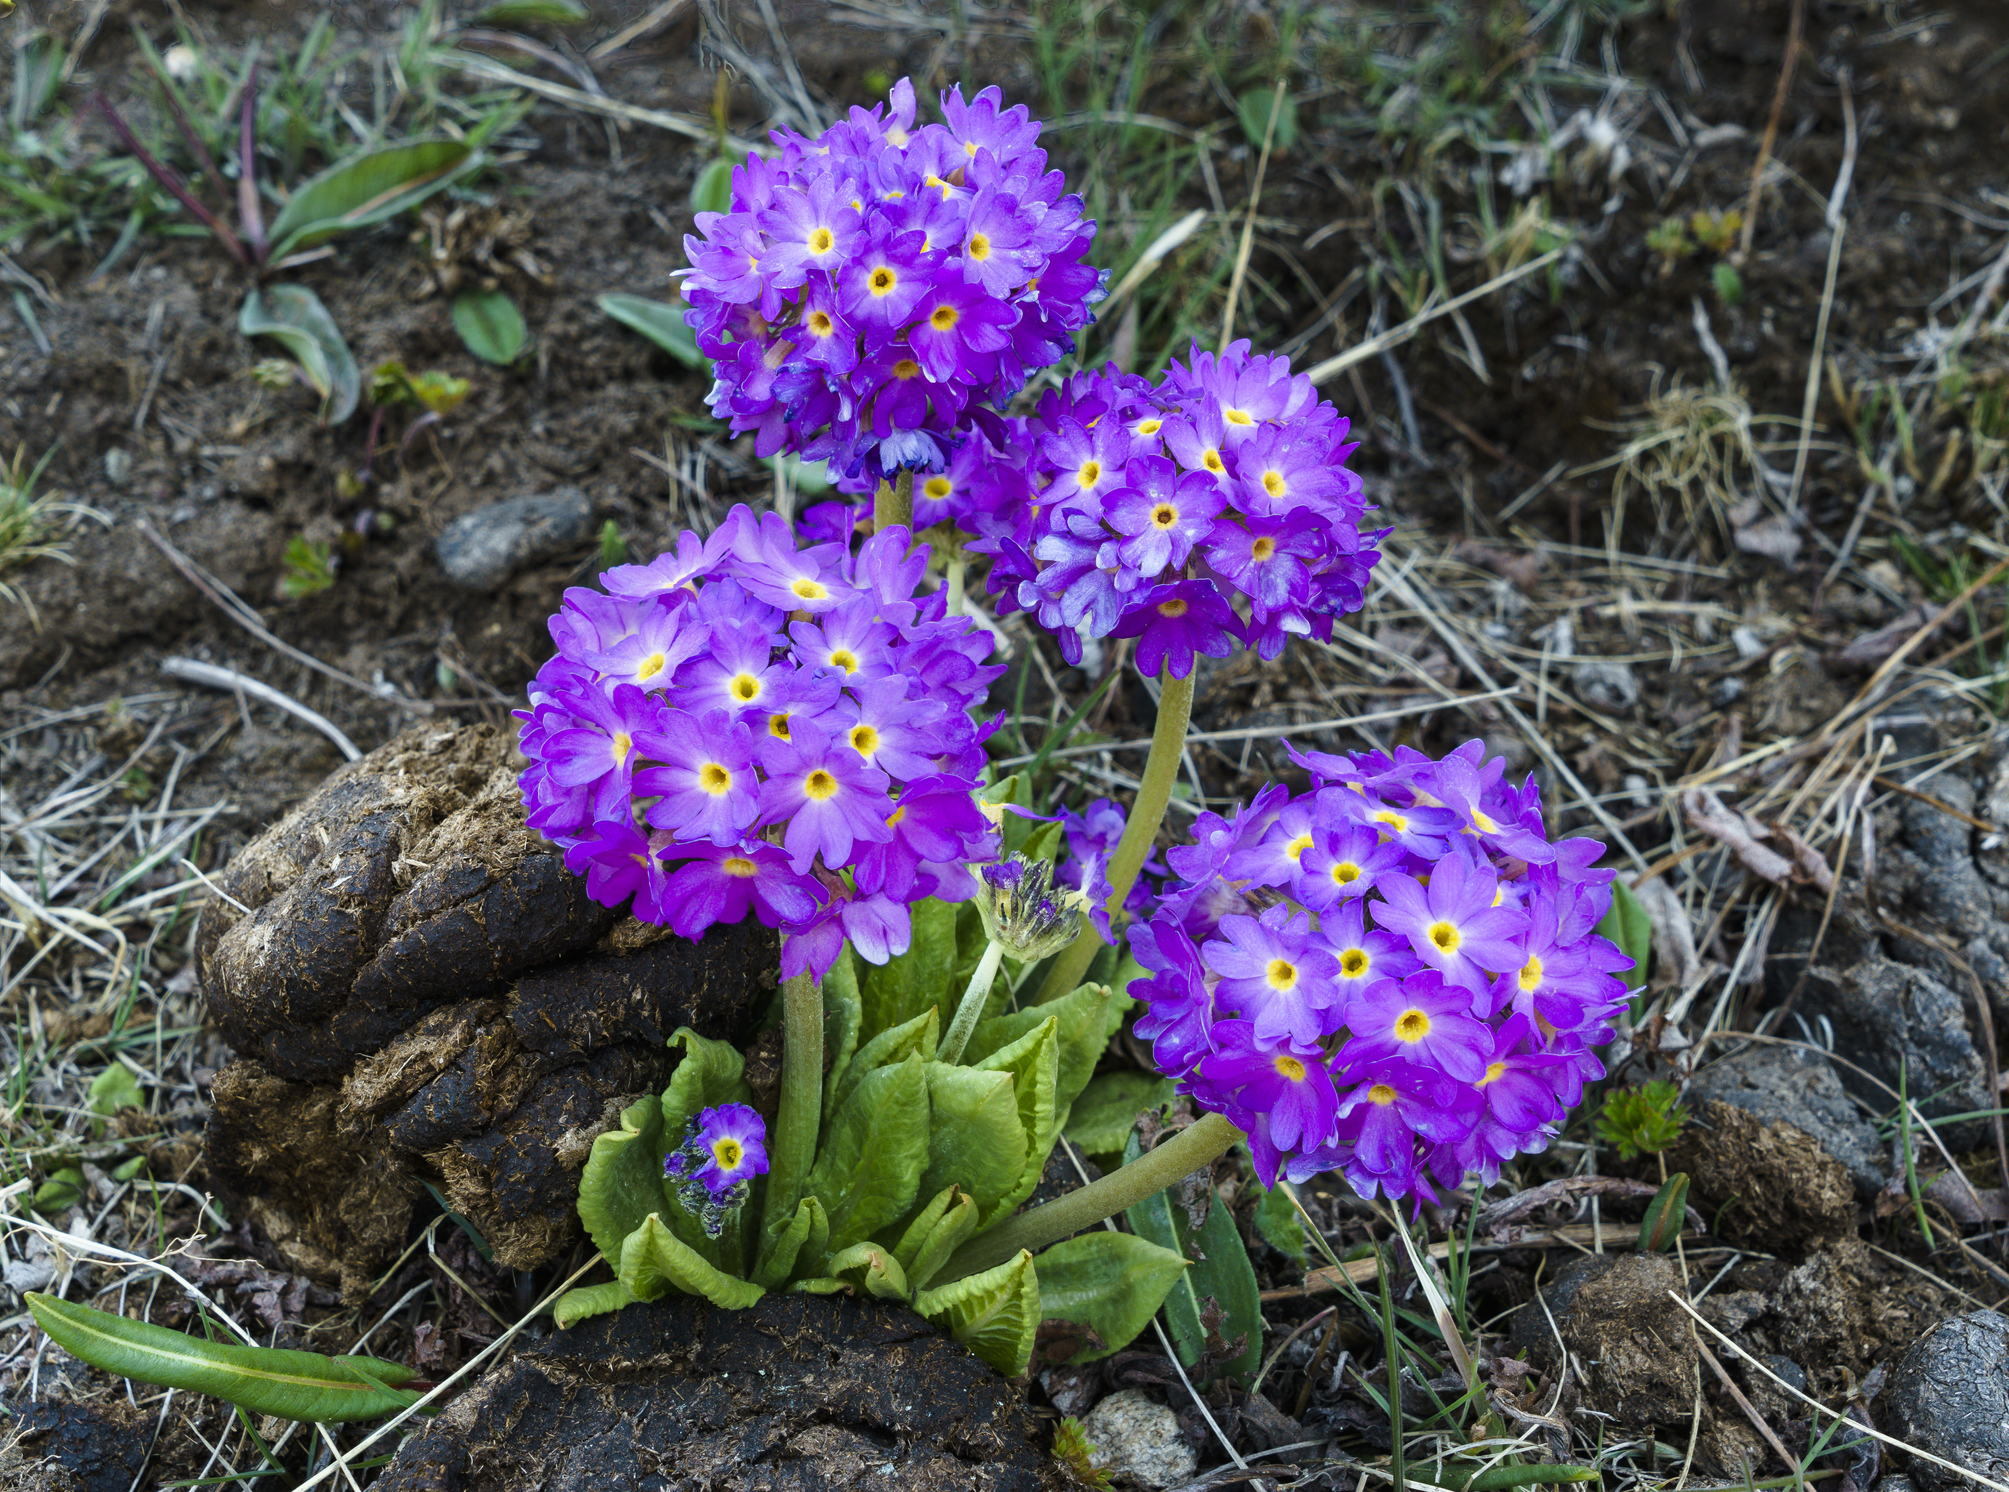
937, 1110, 1239, 1280
937, 939, 1005, 1065
1032, 667, 1195, 1004
764, 971, 823, 1237
874, 470, 914, 533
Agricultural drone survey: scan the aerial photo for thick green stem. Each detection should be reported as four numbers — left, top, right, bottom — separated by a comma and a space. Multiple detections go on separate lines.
762, 971, 823, 1240
937, 939, 1006, 1066
945, 557, 967, 616
936, 1110, 1239, 1281
874, 469, 913, 533
1032, 667, 1196, 1004
1379, 1231, 1406, 1492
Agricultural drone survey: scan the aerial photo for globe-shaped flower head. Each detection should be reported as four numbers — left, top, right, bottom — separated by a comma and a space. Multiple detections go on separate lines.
681, 80, 1107, 483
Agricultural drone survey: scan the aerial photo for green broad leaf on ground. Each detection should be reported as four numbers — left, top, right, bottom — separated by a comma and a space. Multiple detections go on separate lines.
1064, 1071, 1175, 1158
265, 140, 478, 261
575, 1094, 668, 1269
472, 0, 591, 23
690, 158, 736, 217
967, 979, 1120, 1117
240, 285, 360, 424
915, 1249, 1040, 1380
1034, 1231, 1189, 1362
551, 1278, 637, 1329
829, 1005, 938, 1116
598, 293, 708, 371
451, 288, 528, 365
969, 1019, 1059, 1224
916, 1063, 1026, 1228
33, 1166, 85, 1213
618, 1214, 765, 1310
754, 1194, 829, 1289
858, 898, 960, 1041
1596, 877, 1653, 985
1123, 1127, 1264, 1385
87, 1064, 142, 1117
892, 1185, 977, 1293
26, 1294, 420, 1423
804, 1052, 930, 1251
1236, 85, 1299, 152
1251, 1180, 1308, 1262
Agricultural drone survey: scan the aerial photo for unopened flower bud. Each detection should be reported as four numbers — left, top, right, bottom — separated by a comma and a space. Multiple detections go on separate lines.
976, 854, 1089, 961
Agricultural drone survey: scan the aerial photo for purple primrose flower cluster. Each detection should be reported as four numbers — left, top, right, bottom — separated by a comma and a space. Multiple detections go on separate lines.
682, 79, 1106, 483
1128, 739, 1633, 1200
515, 504, 1003, 982
964, 346, 1383, 676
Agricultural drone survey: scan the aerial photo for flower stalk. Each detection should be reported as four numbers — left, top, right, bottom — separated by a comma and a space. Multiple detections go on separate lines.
1034, 666, 1196, 1003
762, 971, 823, 1238
937, 939, 1006, 1066
936, 1110, 1239, 1280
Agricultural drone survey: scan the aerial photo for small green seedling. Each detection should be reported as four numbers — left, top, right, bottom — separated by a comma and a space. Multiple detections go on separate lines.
1594, 1078, 1688, 1160
1052, 1416, 1112, 1489
279, 534, 337, 598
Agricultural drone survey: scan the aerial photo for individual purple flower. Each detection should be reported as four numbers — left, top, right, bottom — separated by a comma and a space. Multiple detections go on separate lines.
1126, 918, 1216, 1078
1109, 581, 1239, 680
1333, 1062, 1479, 1203
633, 708, 760, 847
563, 820, 678, 924
850, 774, 994, 902
1371, 850, 1528, 998
1194, 1020, 1339, 1156
756, 717, 896, 871
658, 841, 826, 939
536, 682, 664, 825
1337, 970, 1493, 1083
1203, 905, 1343, 1048
683, 1103, 770, 1196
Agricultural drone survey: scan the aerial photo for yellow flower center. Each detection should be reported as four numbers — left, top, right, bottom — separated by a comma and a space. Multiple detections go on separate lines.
1250, 536, 1276, 562
804, 768, 839, 801
1202, 448, 1224, 474
730, 673, 762, 702
791, 577, 829, 601
886, 804, 907, 829
722, 856, 759, 878
892, 358, 921, 379
698, 763, 732, 795
1078, 459, 1102, 488
868, 265, 898, 296
1332, 861, 1362, 885
1158, 598, 1189, 618
1372, 809, 1408, 833
1478, 1061, 1508, 1087
1273, 1053, 1307, 1082
808, 226, 835, 255
768, 712, 792, 740
1285, 832, 1315, 862
1368, 1084, 1397, 1107
1151, 503, 1178, 529
1518, 955, 1544, 993
1429, 920, 1462, 954
1134, 417, 1163, 436
930, 303, 959, 331
806, 310, 836, 337
968, 231, 991, 259
611, 731, 632, 767
712, 1137, 743, 1169
850, 724, 879, 756
1262, 469, 1287, 498
1340, 948, 1370, 978
1472, 807, 1500, 833
636, 651, 667, 682
1394, 1009, 1432, 1043
829, 648, 860, 674
924, 476, 953, 500
1224, 407, 1255, 426
1265, 957, 1298, 992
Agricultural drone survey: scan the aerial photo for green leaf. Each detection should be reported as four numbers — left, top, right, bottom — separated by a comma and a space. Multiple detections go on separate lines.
1252, 1181, 1307, 1262
575, 1094, 668, 1270
892, 1185, 978, 1293
1596, 877, 1652, 984
830, 1005, 938, 1116
813, 1241, 910, 1300
451, 288, 528, 365
33, 1166, 84, 1213
240, 285, 360, 424
805, 1053, 930, 1251
1019, 818, 1064, 865
970, 1020, 1059, 1225
265, 140, 479, 262
1123, 1129, 1264, 1385
26, 1294, 420, 1423
691, 158, 736, 217
617, 1214, 765, 1310
660, 1028, 751, 1141
1064, 1072, 1174, 1158
598, 293, 708, 371
967, 980, 1119, 1118
472, 0, 591, 22
860, 898, 961, 1041
551, 1278, 637, 1329
917, 1250, 1040, 1379
87, 1064, 143, 1117
754, 1194, 830, 1289
916, 1064, 1025, 1229
1236, 85, 1299, 152
1639, 1171, 1691, 1254
1034, 1232, 1189, 1361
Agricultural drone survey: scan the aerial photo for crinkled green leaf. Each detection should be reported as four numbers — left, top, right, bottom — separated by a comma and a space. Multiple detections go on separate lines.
831, 1005, 938, 1116
916, 1063, 1026, 1228
618, 1214, 765, 1310
916, 1249, 1039, 1380
1597, 877, 1653, 986
860, 898, 961, 1041
451, 288, 528, 365
266, 140, 478, 261
598, 293, 707, 370
1064, 1071, 1175, 1157
805, 1052, 930, 1251
1123, 1128, 1264, 1385
691, 158, 736, 216
967, 979, 1119, 1117
551, 1278, 637, 1329
1252, 1180, 1308, 1262
575, 1094, 666, 1270
821, 945, 863, 1119
755, 1194, 830, 1289
970, 1020, 1059, 1225
892, 1185, 978, 1292
26, 1294, 419, 1423
815, 1241, 910, 1300
240, 285, 360, 424
1034, 1231, 1189, 1361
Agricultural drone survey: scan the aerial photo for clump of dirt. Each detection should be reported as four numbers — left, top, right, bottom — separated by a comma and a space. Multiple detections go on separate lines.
373, 1293, 1070, 1492
1665, 1099, 1858, 1252
199, 723, 775, 1296
1510, 1252, 1697, 1430
0, 1399, 154, 1492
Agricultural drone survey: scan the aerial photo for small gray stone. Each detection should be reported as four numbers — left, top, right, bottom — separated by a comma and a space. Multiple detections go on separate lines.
1691, 1043, 1886, 1198
435, 488, 593, 590
1080, 1388, 1196, 1491
1575, 659, 1639, 712
1885, 1310, 2009, 1491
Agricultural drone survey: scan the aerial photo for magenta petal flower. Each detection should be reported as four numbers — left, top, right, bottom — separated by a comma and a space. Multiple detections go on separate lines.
1337, 970, 1494, 1082
1202, 904, 1343, 1047
1193, 1019, 1339, 1154
1105, 459, 1225, 579
1108, 580, 1239, 681
539, 682, 664, 824
633, 708, 760, 848
1333, 1061, 1478, 1200
659, 840, 825, 939
684, 1102, 770, 1196
1371, 851, 1528, 998
563, 820, 675, 918
839, 221, 935, 329
755, 718, 895, 871
851, 774, 995, 901
1127, 917, 1216, 1077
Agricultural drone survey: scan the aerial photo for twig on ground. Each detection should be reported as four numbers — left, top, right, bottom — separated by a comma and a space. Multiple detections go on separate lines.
1219, 79, 1286, 351
160, 657, 361, 762
1734, 0, 1805, 264
586, 0, 693, 59
1787, 72, 1854, 515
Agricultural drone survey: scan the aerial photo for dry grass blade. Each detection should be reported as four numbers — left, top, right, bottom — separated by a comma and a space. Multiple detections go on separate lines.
160, 657, 361, 761
1302, 248, 1564, 386
429, 50, 763, 156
